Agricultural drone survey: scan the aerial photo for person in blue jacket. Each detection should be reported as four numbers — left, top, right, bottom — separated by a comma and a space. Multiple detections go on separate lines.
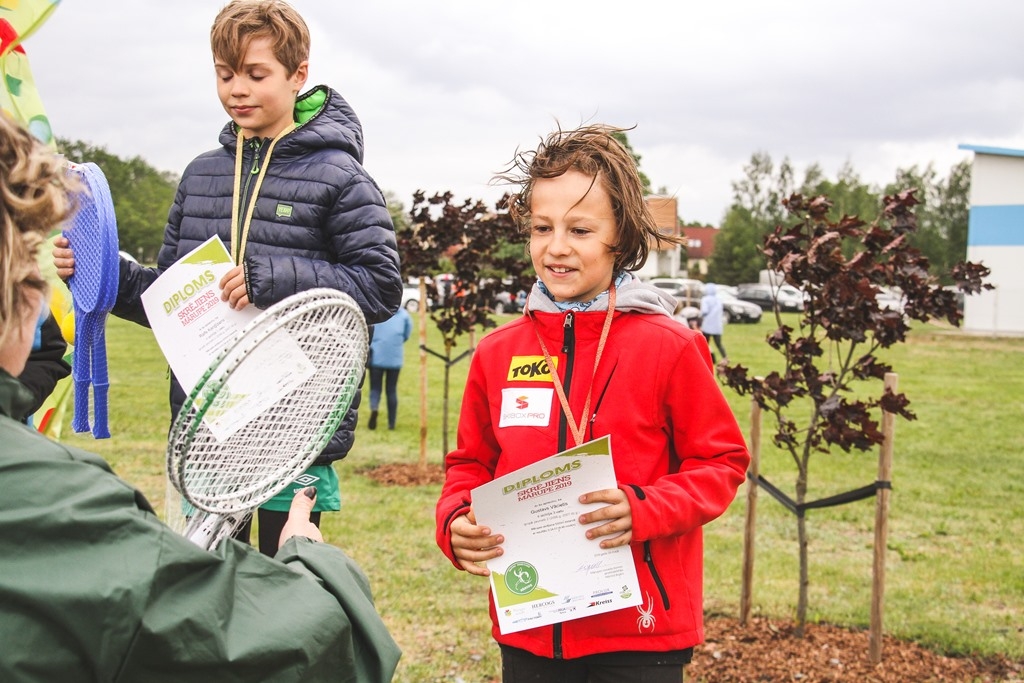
53, 0, 402, 556
367, 307, 412, 430
700, 282, 727, 362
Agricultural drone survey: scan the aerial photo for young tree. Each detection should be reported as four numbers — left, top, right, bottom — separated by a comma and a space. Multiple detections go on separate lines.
397, 192, 532, 456
720, 190, 991, 636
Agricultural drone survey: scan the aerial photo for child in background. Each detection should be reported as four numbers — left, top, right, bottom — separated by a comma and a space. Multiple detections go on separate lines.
366, 307, 412, 430
435, 124, 750, 682
54, 0, 402, 555
700, 282, 727, 362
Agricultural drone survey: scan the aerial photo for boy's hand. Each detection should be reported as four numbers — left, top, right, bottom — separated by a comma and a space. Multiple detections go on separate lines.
578, 488, 633, 548
219, 265, 251, 310
52, 236, 76, 282
450, 510, 503, 576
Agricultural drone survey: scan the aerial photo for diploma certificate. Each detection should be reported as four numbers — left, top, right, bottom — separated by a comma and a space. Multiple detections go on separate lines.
141, 237, 259, 394
141, 237, 316, 440
471, 436, 642, 634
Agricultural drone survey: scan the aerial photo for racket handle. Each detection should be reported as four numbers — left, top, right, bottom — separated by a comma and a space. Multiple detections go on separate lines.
90, 324, 110, 439
184, 511, 250, 550
91, 382, 110, 439
71, 308, 93, 434
184, 512, 225, 549
72, 378, 91, 433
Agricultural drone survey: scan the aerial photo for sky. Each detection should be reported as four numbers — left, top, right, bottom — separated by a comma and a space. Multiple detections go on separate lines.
24, 0, 1024, 226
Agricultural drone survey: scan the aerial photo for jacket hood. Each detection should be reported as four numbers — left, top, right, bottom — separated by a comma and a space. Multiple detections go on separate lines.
704, 283, 717, 297
219, 85, 365, 163
525, 273, 676, 317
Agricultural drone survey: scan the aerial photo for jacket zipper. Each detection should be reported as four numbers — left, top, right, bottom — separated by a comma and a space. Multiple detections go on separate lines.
642, 536, 671, 611
556, 311, 575, 452
553, 311, 575, 659
235, 138, 264, 255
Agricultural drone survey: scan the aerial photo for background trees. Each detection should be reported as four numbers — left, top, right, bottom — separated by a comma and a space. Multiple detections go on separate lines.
56, 134, 974, 292
58, 138, 178, 263
707, 151, 971, 286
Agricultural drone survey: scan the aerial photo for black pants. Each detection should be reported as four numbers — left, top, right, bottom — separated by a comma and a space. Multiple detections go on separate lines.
702, 332, 726, 361
500, 645, 689, 683
233, 508, 322, 557
368, 366, 401, 428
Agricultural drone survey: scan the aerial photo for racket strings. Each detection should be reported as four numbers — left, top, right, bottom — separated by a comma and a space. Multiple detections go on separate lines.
170, 290, 368, 516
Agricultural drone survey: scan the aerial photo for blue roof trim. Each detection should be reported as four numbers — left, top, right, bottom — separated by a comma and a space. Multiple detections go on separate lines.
968, 205, 1024, 246
958, 144, 1024, 158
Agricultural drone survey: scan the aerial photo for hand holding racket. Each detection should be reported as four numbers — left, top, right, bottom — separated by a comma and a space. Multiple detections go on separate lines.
166, 288, 368, 550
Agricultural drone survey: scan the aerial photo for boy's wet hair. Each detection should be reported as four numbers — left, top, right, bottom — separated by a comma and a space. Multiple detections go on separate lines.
210, 0, 310, 76
499, 123, 684, 274
0, 114, 77, 351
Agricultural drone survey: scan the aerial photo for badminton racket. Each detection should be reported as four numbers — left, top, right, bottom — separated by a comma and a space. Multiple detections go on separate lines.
166, 288, 368, 549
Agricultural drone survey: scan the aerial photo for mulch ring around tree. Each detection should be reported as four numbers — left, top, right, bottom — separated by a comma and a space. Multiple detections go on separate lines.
360, 462, 445, 487
689, 615, 1022, 682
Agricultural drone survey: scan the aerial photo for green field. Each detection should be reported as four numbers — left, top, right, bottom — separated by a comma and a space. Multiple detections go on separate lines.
61, 312, 1024, 682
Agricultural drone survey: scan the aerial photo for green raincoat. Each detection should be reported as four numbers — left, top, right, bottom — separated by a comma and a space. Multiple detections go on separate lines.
0, 370, 400, 683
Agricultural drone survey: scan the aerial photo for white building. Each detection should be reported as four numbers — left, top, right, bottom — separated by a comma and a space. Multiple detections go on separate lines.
957, 144, 1024, 335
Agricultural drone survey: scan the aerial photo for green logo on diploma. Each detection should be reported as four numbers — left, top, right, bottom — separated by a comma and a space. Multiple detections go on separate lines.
504, 561, 539, 596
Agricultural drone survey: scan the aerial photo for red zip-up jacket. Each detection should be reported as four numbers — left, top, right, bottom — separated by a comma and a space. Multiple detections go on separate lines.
436, 286, 750, 659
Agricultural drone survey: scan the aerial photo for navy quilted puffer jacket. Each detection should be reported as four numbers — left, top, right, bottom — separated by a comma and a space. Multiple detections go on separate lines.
113, 85, 401, 464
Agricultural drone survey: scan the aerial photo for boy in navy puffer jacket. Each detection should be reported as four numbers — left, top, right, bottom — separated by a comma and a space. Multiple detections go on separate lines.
54, 0, 401, 555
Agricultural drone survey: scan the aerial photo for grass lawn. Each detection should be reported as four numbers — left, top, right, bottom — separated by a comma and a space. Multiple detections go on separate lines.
60, 311, 1023, 682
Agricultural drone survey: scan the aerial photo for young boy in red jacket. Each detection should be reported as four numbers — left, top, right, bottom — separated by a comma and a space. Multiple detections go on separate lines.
435, 124, 750, 682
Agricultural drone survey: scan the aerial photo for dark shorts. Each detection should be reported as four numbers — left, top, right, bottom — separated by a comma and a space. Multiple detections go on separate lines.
500, 644, 692, 683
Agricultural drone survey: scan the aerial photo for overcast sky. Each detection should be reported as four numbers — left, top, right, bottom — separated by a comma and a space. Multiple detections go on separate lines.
25, 0, 1024, 225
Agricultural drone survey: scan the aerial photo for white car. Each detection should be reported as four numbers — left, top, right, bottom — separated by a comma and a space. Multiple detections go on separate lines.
402, 286, 424, 312
647, 277, 704, 304
718, 290, 763, 324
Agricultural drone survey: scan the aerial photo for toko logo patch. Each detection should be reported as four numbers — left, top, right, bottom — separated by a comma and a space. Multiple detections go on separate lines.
506, 356, 558, 382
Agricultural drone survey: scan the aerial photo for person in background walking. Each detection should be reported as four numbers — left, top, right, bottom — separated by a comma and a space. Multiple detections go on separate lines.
367, 307, 412, 430
700, 282, 727, 362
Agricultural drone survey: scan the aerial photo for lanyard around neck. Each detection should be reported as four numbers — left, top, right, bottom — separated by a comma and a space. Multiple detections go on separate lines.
229, 123, 294, 265
532, 283, 616, 447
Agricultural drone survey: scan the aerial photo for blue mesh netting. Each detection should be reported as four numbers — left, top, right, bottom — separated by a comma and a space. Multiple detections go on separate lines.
64, 161, 118, 439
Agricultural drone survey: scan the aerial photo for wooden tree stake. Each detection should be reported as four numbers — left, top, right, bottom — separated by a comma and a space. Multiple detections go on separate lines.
740, 393, 763, 625
869, 372, 898, 663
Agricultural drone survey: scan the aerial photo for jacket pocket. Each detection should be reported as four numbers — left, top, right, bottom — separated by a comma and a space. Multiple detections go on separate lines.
643, 540, 671, 611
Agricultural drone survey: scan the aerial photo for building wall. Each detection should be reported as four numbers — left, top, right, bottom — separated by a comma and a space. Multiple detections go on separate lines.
640, 195, 684, 278
960, 146, 1024, 335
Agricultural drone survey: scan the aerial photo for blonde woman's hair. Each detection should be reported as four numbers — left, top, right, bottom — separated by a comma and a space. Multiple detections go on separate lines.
0, 114, 76, 351
210, 0, 310, 75
498, 123, 685, 274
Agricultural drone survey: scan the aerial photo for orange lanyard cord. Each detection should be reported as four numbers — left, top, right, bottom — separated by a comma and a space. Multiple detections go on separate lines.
531, 283, 616, 447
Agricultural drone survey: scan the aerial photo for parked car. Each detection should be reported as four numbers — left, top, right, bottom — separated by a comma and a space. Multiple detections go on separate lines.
718, 290, 762, 323
492, 290, 526, 314
736, 283, 805, 312
647, 277, 704, 304
402, 285, 426, 312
